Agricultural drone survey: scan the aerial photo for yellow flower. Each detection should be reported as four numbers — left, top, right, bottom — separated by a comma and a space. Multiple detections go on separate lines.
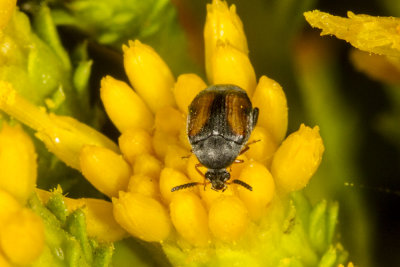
0, 0, 333, 265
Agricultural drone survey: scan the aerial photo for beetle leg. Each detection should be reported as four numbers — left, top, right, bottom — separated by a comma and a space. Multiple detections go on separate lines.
181, 150, 193, 159
233, 159, 244, 164
239, 139, 261, 155
195, 163, 205, 177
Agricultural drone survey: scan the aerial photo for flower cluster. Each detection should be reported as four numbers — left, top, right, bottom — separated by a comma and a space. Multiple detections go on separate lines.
0, 0, 335, 266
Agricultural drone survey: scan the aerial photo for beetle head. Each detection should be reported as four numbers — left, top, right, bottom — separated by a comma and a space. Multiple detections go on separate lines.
205, 169, 230, 191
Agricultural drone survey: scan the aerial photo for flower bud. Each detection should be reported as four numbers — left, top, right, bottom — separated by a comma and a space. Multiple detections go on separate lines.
123, 40, 175, 113
0, 123, 37, 203
128, 174, 159, 199
237, 161, 275, 220
199, 183, 235, 209
155, 106, 185, 135
152, 130, 180, 159
244, 126, 278, 166
271, 124, 324, 192
100, 75, 154, 132
118, 128, 154, 165
112, 191, 171, 242
0, 0, 16, 30
186, 154, 207, 183
133, 153, 162, 179
0, 208, 44, 265
173, 74, 207, 114
170, 192, 210, 246
251, 75, 288, 143
80, 145, 131, 197
204, 0, 248, 82
159, 168, 196, 204
0, 189, 21, 226
164, 145, 190, 174
208, 196, 248, 241
210, 42, 256, 95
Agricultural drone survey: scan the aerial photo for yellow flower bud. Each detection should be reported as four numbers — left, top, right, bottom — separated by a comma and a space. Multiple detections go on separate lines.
244, 126, 278, 166
208, 196, 248, 241
159, 168, 196, 204
0, 0, 16, 30
0, 252, 11, 267
36, 188, 127, 242
152, 130, 180, 159
228, 154, 247, 180
204, 0, 248, 82
237, 161, 275, 220
210, 42, 256, 95
112, 191, 171, 242
128, 174, 159, 199
173, 73, 207, 114
178, 126, 192, 151
133, 153, 162, 179
0, 81, 119, 170
123, 40, 175, 113
100, 76, 154, 132
199, 183, 235, 209
118, 128, 154, 165
0, 123, 37, 203
80, 145, 131, 198
164, 145, 190, 174
271, 124, 324, 192
186, 154, 207, 183
155, 106, 186, 135
251, 75, 288, 143
170, 192, 210, 246
0, 189, 21, 226
0, 208, 44, 265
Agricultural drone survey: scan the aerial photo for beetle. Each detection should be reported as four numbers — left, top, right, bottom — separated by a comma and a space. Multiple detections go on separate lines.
171, 84, 259, 192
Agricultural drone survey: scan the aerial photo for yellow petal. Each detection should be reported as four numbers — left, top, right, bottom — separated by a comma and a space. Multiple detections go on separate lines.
0, 81, 119, 170
0, 189, 21, 226
251, 75, 288, 143
173, 73, 207, 114
112, 191, 171, 242
155, 106, 186, 136
204, 0, 248, 82
304, 10, 400, 57
118, 128, 154, 165
208, 195, 248, 241
159, 168, 196, 204
133, 153, 162, 179
0, 0, 16, 30
128, 174, 159, 199
244, 126, 279, 166
123, 40, 175, 113
36, 189, 127, 242
0, 123, 36, 203
236, 161, 275, 220
0, 208, 44, 265
0, 252, 11, 267
210, 42, 256, 95
100, 76, 154, 132
271, 124, 324, 192
170, 192, 210, 246
80, 145, 131, 198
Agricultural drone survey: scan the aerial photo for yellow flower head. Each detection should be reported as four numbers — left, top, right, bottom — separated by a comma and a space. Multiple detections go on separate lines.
0, 0, 328, 265
79, 0, 324, 250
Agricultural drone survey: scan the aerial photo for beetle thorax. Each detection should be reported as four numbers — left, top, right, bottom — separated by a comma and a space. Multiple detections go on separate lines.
192, 135, 242, 169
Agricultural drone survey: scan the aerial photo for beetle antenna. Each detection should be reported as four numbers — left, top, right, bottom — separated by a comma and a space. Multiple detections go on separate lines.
232, 179, 253, 191
171, 182, 200, 192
